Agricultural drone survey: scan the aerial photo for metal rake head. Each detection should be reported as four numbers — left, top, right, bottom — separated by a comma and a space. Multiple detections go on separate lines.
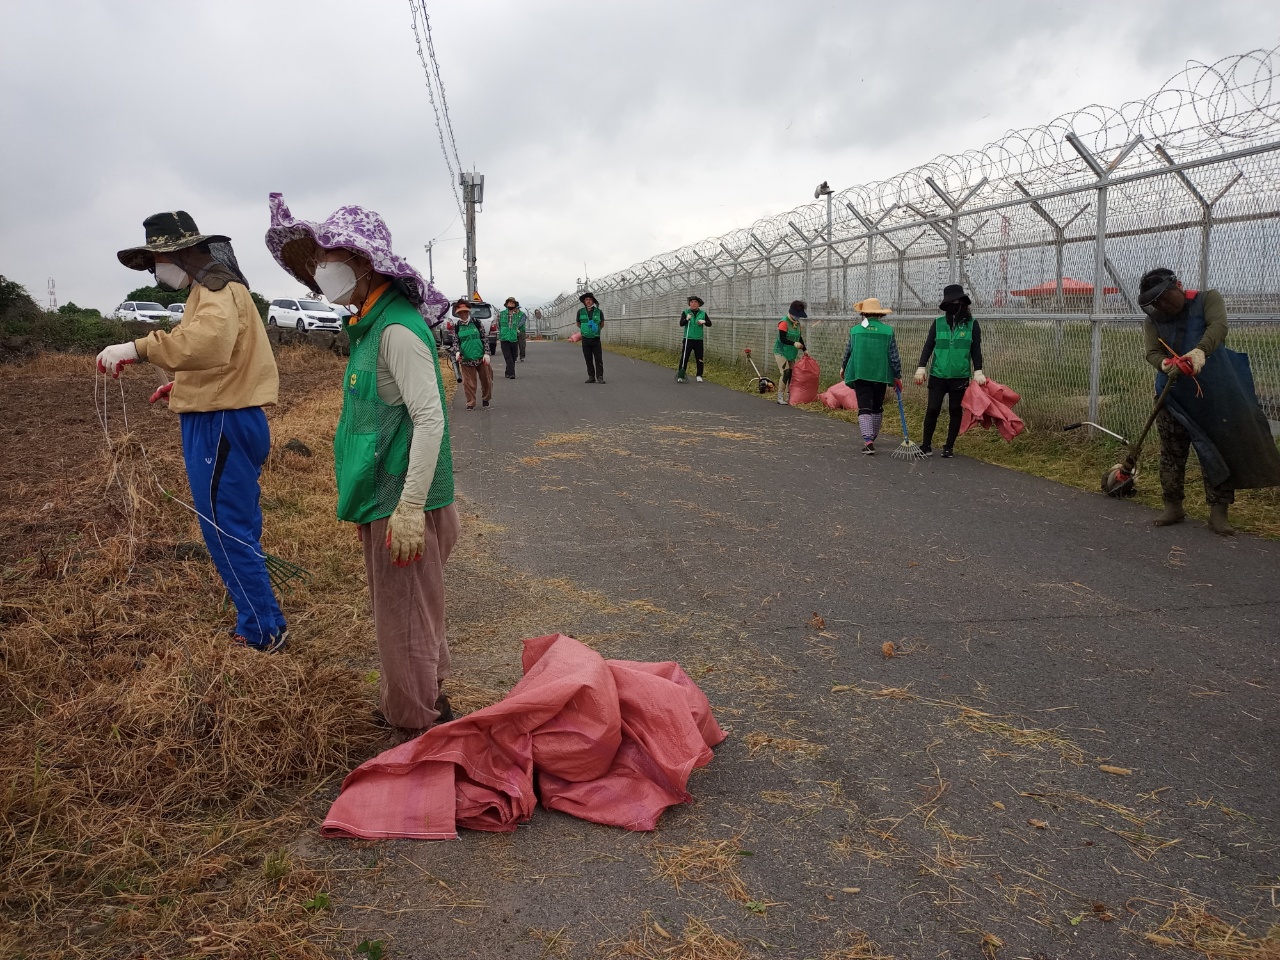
892, 441, 928, 461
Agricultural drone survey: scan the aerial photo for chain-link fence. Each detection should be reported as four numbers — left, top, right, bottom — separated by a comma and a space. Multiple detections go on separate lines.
538, 47, 1280, 441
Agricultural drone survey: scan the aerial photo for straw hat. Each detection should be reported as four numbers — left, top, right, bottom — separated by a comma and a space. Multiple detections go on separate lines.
853, 297, 892, 316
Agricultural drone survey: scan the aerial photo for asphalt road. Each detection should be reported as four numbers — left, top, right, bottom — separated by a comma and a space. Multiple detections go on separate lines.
333, 341, 1279, 960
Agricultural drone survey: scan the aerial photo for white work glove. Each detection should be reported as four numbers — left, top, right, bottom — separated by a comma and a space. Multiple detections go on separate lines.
96, 342, 139, 378
386, 500, 425, 566
697, 318, 706, 325
481, 353, 490, 365
973, 369, 988, 386
913, 366, 927, 386
1186, 348, 1206, 374
455, 352, 462, 362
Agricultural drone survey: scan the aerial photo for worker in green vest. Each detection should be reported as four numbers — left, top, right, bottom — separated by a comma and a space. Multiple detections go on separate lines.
676, 295, 712, 382
497, 297, 525, 379
577, 291, 606, 383
265, 194, 458, 734
913, 283, 987, 458
453, 299, 493, 409
840, 298, 903, 455
773, 300, 808, 404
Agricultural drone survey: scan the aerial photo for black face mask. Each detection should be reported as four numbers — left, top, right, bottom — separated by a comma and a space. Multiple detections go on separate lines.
943, 301, 967, 318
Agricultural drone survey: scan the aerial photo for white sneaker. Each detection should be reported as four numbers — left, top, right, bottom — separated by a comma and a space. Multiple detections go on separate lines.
776, 394, 787, 405
696, 376, 703, 382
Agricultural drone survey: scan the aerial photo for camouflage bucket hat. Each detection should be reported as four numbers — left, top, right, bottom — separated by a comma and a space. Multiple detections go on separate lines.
117, 211, 230, 271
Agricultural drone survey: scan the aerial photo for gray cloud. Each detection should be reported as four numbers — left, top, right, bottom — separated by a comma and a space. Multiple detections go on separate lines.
2, 0, 1277, 311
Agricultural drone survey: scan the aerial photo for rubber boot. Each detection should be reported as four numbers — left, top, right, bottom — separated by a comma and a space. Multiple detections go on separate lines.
1153, 499, 1185, 527
1207, 503, 1235, 536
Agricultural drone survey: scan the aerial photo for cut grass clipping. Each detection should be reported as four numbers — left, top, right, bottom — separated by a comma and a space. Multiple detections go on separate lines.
0, 348, 428, 959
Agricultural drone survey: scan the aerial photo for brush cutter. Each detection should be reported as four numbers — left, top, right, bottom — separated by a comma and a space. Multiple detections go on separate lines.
1064, 377, 1174, 498
743, 347, 775, 394
891, 386, 927, 460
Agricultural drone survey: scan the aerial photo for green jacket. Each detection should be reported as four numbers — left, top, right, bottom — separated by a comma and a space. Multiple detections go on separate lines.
774, 316, 804, 361
333, 290, 454, 524
498, 308, 524, 343
577, 306, 604, 339
679, 308, 711, 341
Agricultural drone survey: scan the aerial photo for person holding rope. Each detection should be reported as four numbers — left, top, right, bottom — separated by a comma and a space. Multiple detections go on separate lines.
577, 291, 606, 384
266, 193, 459, 732
1138, 267, 1280, 535
676, 295, 711, 383
96, 211, 287, 652
840, 298, 903, 455
497, 297, 525, 379
774, 300, 808, 405
913, 283, 986, 458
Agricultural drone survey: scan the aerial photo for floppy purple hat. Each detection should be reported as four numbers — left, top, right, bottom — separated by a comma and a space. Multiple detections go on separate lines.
264, 192, 449, 324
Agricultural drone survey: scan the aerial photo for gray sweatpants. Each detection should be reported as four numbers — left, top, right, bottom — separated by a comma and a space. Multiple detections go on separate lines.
360, 503, 461, 729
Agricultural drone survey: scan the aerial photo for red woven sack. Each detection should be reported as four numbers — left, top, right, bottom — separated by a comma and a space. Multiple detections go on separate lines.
789, 354, 820, 405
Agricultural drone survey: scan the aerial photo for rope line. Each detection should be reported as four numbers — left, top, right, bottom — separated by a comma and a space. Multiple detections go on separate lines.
408, 0, 464, 218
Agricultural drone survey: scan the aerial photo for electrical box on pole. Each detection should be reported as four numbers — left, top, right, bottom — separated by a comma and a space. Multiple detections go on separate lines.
461, 172, 484, 298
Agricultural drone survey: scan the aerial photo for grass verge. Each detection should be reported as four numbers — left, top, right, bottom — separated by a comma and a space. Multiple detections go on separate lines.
605, 343, 1280, 538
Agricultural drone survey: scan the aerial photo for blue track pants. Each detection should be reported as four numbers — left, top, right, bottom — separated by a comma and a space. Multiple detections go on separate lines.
180, 407, 286, 646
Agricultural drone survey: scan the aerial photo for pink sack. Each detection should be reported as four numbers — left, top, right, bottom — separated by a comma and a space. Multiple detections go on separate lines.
819, 380, 859, 411
569, 332, 582, 343
789, 354, 820, 405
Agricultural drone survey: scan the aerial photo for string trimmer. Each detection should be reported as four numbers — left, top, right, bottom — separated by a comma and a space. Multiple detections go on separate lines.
743, 347, 775, 394
1064, 378, 1174, 498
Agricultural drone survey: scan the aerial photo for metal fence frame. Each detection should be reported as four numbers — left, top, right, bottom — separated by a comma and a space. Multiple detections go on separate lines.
538, 48, 1280, 440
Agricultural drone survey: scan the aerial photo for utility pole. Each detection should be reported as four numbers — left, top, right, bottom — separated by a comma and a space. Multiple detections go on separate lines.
461, 171, 484, 298
424, 242, 434, 283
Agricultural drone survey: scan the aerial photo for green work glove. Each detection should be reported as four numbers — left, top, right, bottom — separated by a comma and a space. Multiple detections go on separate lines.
386, 499, 425, 566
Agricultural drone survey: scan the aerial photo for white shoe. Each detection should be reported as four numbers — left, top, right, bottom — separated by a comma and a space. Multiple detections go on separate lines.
776, 394, 787, 405
696, 376, 703, 382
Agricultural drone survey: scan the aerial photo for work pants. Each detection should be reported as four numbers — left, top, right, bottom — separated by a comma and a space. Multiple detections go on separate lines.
679, 339, 705, 377
460, 362, 493, 408
582, 338, 604, 380
517, 330, 526, 360
774, 354, 795, 399
180, 407, 286, 647
853, 380, 888, 443
501, 340, 519, 378
921, 376, 968, 450
1156, 408, 1235, 505
360, 503, 460, 730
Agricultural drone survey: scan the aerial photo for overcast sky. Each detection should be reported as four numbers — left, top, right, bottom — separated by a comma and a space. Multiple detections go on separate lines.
2, 0, 1278, 313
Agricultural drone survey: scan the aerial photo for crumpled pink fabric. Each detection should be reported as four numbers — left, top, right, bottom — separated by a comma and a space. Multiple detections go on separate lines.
321, 634, 726, 840
568, 331, 582, 343
819, 381, 859, 411
960, 378, 1025, 441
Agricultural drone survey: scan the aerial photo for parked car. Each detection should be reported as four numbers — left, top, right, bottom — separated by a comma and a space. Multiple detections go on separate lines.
167, 303, 186, 320
267, 298, 342, 332
115, 301, 173, 324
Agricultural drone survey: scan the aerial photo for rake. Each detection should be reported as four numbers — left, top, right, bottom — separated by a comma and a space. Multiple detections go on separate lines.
891, 386, 927, 460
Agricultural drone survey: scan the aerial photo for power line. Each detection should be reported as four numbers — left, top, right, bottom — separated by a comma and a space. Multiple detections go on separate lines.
408, 0, 464, 217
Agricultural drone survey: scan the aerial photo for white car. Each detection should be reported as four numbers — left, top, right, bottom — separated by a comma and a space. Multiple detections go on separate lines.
267, 297, 342, 332
115, 301, 173, 324
167, 303, 186, 320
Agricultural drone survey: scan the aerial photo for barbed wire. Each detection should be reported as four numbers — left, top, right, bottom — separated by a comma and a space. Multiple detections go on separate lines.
540, 46, 1280, 310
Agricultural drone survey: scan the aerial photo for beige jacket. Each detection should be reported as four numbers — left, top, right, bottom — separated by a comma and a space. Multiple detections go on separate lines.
133, 282, 279, 413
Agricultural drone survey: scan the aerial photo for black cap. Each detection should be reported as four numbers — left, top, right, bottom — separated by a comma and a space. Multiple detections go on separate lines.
1138, 268, 1179, 306
579, 291, 597, 304
788, 299, 807, 319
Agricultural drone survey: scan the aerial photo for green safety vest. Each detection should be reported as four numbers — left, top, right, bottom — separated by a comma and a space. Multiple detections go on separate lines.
577, 306, 604, 338
333, 290, 454, 524
844, 319, 894, 385
456, 319, 486, 361
929, 315, 974, 379
498, 309, 523, 342
681, 309, 708, 341
774, 317, 802, 361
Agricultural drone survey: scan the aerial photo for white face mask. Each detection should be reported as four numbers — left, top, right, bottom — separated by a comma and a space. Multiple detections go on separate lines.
155, 262, 190, 290
314, 261, 358, 304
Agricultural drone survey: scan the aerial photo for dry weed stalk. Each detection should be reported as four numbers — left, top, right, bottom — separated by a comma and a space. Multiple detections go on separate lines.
650, 838, 753, 903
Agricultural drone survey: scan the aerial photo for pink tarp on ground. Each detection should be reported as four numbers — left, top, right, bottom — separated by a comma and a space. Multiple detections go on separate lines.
321, 634, 726, 840
960, 378, 1026, 441
819, 380, 859, 411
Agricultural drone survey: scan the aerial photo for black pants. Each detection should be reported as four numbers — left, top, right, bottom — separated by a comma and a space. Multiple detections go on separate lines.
581, 338, 604, 380
852, 380, 887, 414
679, 339, 705, 377
921, 376, 968, 450
501, 340, 518, 378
